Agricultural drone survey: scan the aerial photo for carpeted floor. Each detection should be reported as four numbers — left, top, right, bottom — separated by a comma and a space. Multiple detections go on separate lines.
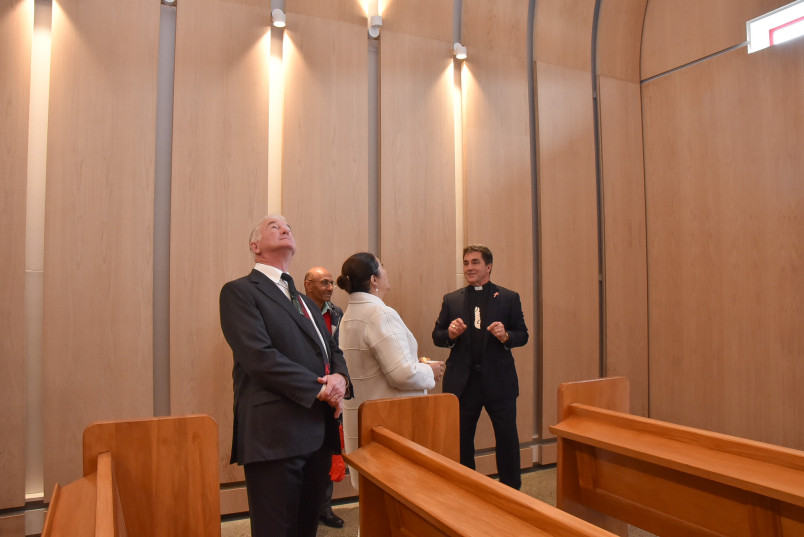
221, 466, 654, 537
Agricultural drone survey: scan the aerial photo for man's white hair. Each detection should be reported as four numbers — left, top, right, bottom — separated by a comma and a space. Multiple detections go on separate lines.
249, 214, 286, 252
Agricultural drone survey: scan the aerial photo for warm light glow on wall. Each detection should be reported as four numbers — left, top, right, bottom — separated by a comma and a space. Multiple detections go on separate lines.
747, 0, 804, 53
453, 58, 466, 288
267, 29, 286, 214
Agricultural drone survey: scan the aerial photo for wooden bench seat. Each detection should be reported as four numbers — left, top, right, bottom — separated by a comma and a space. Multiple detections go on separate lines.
550, 377, 804, 537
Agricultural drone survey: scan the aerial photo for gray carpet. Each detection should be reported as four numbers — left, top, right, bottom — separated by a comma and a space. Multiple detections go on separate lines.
221, 467, 654, 537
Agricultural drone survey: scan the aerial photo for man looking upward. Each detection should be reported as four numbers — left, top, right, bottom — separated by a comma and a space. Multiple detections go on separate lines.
220, 215, 350, 537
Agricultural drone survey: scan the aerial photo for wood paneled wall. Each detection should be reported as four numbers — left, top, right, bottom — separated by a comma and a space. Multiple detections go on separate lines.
0, 0, 32, 510
642, 37, 804, 449
42, 0, 159, 498
379, 0, 457, 365
533, 0, 600, 439
169, 0, 271, 484
462, 0, 535, 454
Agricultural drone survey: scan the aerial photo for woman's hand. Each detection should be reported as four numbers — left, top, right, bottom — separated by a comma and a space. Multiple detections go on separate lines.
427, 361, 445, 383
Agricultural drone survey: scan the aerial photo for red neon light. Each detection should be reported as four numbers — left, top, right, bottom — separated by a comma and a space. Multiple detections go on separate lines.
769, 15, 804, 45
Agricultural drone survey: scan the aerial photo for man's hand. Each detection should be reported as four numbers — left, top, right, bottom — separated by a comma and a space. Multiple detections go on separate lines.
317, 373, 347, 418
448, 318, 467, 340
487, 321, 509, 343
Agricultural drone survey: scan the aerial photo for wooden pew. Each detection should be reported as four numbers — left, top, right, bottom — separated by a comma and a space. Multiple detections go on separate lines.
344, 394, 618, 537
42, 452, 127, 537
42, 415, 220, 537
550, 377, 804, 537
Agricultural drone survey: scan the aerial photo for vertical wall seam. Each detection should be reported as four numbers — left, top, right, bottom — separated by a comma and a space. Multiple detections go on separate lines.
153, 4, 176, 417
454, 0, 465, 285
591, 0, 606, 379
527, 0, 542, 443
368, 38, 380, 256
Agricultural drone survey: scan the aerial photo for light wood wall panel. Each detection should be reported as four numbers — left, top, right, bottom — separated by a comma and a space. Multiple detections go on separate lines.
0, 0, 32, 510
42, 0, 159, 495
462, 0, 535, 455
0, 514, 25, 537
170, 0, 271, 484
642, 44, 804, 449
596, 0, 647, 82
383, 0, 453, 41
282, 3, 369, 296
533, 0, 600, 439
641, 0, 785, 79
379, 0, 456, 364
595, 0, 649, 416
285, 0, 363, 21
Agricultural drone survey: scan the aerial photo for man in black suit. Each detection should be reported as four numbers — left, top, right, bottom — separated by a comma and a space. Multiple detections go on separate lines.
220, 215, 350, 537
432, 244, 528, 489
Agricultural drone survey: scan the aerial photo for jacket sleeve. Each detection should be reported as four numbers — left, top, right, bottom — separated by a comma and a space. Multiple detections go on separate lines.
432, 294, 454, 348
503, 291, 529, 349
366, 307, 435, 391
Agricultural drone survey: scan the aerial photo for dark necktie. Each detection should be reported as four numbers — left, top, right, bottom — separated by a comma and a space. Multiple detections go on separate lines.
280, 273, 329, 373
280, 273, 306, 317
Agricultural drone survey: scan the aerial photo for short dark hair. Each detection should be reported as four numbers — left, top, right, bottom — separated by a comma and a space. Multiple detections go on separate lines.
337, 252, 380, 294
463, 244, 493, 265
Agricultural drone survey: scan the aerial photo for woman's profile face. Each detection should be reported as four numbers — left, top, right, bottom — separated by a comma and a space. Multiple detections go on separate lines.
373, 258, 391, 298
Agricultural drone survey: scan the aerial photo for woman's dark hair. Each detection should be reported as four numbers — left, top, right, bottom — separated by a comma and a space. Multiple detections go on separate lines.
337, 252, 380, 294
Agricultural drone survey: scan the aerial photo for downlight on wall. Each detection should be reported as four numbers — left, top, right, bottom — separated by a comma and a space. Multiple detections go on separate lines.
367, 0, 382, 38
747, 0, 804, 53
272, 8, 286, 28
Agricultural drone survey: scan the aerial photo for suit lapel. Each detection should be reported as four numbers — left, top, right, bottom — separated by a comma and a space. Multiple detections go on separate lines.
250, 270, 325, 355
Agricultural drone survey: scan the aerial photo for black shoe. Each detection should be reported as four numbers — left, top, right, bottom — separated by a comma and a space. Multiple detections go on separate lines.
319, 511, 344, 528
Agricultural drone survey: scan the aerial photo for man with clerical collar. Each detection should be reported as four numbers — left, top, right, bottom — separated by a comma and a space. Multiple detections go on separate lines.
432, 244, 529, 490
220, 215, 351, 537
304, 266, 345, 529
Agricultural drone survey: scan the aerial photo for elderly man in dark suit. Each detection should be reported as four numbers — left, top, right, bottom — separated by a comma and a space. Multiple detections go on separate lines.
303, 266, 345, 529
220, 215, 350, 537
432, 244, 528, 489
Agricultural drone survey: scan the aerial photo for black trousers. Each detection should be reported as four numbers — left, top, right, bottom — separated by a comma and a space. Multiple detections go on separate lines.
243, 443, 331, 537
458, 369, 521, 489
318, 479, 333, 516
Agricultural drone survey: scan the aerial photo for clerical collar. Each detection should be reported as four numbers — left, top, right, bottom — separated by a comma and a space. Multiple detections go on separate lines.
473, 285, 483, 291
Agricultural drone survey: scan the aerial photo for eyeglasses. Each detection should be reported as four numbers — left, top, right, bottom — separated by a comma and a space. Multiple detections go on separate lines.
306, 279, 334, 287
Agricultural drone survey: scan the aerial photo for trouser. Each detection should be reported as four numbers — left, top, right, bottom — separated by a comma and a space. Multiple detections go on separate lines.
458, 370, 521, 489
243, 443, 331, 537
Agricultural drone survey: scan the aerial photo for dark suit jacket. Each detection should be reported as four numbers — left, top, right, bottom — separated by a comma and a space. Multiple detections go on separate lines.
432, 282, 528, 402
220, 269, 350, 465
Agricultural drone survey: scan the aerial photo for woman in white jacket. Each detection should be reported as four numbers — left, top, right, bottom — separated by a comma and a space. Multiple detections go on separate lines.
336, 252, 445, 489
